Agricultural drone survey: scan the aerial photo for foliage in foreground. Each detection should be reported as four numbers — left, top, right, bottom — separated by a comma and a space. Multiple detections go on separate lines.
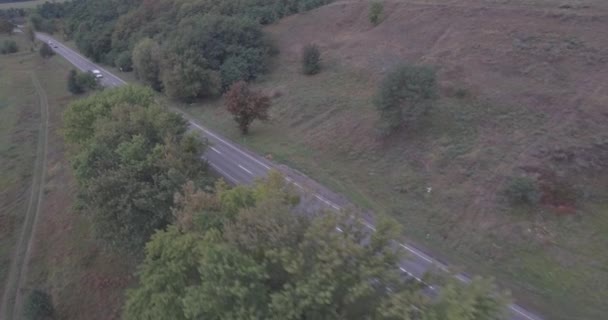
375, 65, 438, 134
124, 172, 509, 320
224, 81, 271, 135
23, 290, 54, 320
62, 85, 211, 253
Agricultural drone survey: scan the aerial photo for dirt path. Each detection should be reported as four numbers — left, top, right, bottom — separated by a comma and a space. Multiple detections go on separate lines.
0, 73, 50, 320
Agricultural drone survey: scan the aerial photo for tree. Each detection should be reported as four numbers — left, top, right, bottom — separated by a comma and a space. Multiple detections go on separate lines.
24, 22, 35, 43
23, 290, 54, 320
115, 51, 133, 72
67, 69, 97, 94
369, 1, 384, 26
63, 86, 210, 253
132, 38, 162, 91
301, 43, 321, 75
0, 17, 12, 35
67, 69, 83, 94
39, 42, 54, 59
124, 173, 510, 320
161, 52, 221, 101
375, 65, 438, 134
224, 81, 271, 135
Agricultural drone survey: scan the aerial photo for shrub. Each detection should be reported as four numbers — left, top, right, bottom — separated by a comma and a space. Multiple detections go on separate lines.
301, 43, 321, 75
23, 290, 54, 320
369, 1, 384, 26
39, 42, 54, 59
67, 69, 97, 94
115, 51, 133, 72
0, 39, 17, 54
374, 65, 438, 134
503, 176, 540, 206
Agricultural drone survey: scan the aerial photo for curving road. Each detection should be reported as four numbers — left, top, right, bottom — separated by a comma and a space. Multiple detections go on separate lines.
35, 32, 543, 320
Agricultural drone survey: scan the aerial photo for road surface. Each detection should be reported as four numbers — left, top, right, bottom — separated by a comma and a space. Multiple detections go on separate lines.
35, 32, 543, 320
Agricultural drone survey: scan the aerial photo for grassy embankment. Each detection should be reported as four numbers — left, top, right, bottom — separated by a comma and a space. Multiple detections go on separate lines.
0, 33, 134, 319
174, 2, 608, 319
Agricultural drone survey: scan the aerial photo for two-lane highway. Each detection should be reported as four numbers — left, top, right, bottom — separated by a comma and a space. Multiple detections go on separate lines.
37, 32, 543, 320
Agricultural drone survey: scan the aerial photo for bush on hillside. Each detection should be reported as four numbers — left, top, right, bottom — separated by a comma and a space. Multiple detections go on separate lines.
374, 64, 438, 134
0, 39, 17, 54
369, 1, 384, 26
301, 43, 321, 75
503, 176, 540, 206
23, 290, 54, 320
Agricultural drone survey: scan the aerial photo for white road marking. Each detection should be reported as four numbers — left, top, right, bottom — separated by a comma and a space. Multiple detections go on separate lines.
314, 194, 341, 210
399, 244, 434, 264
361, 221, 377, 231
210, 146, 222, 154
189, 122, 272, 170
509, 305, 540, 320
238, 164, 253, 175
208, 163, 238, 184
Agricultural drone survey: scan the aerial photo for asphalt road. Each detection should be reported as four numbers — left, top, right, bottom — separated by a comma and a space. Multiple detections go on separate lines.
36, 32, 543, 320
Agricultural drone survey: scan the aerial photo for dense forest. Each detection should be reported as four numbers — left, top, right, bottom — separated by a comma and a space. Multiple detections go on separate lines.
34, 0, 332, 101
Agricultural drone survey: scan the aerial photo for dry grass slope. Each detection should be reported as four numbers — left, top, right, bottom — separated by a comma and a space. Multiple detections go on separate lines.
182, 1, 608, 319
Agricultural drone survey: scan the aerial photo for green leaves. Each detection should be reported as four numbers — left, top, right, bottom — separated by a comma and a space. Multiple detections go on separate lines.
125, 173, 509, 319
63, 86, 209, 254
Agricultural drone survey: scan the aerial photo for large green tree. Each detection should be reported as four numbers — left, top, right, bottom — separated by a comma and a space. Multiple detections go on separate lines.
124, 172, 509, 319
63, 85, 211, 253
132, 38, 163, 91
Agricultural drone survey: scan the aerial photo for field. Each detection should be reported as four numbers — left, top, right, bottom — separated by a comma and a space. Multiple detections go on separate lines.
0, 34, 134, 319
0, 33, 40, 313
179, 0, 608, 319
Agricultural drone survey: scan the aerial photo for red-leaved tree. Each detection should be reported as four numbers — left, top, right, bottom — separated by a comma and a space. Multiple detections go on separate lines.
224, 81, 271, 135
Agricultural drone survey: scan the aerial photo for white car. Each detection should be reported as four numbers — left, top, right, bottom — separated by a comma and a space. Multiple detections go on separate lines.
90, 69, 103, 79
48, 41, 58, 48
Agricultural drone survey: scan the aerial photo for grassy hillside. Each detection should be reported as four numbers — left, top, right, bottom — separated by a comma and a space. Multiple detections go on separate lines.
180, 1, 608, 319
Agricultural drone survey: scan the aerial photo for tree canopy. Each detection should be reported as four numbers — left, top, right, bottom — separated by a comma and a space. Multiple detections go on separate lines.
35, 0, 334, 101
124, 172, 509, 319
63, 85, 212, 253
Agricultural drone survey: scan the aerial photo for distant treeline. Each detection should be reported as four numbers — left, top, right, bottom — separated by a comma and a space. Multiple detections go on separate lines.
0, 0, 32, 3
32, 0, 333, 101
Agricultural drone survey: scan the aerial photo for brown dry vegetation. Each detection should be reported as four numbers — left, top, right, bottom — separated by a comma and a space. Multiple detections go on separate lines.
23, 52, 136, 320
1, 34, 134, 319
181, 1, 608, 319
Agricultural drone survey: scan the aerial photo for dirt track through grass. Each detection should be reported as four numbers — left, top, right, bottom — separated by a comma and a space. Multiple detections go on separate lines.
0, 73, 49, 320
